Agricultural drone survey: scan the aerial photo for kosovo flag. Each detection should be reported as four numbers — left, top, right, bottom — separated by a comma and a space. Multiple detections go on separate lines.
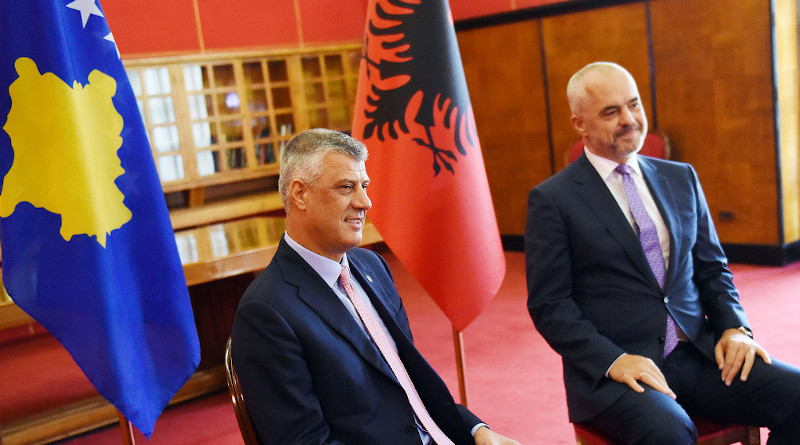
0, 0, 200, 437
352, 0, 505, 331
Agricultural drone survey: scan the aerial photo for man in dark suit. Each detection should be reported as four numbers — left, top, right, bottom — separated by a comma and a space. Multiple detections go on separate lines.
231, 129, 519, 445
525, 62, 800, 444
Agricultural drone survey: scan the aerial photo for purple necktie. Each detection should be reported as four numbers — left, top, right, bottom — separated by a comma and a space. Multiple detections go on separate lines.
615, 164, 678, 357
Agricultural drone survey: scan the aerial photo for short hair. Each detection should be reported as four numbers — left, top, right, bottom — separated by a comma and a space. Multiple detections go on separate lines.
567, 61, 635, 115
278, 128, 368, 210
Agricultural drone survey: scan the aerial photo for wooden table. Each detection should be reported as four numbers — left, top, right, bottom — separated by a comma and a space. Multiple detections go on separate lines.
176, 216, 287, 286
1, 216, 382, 327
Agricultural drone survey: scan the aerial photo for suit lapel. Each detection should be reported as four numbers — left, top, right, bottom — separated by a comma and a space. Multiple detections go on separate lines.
347, 254, 414, 347
346, 254, 418, 372
574, 155, 658, 286
348, 252, 471, 443
276, 240, 396, 381
572, 155, 659, 287
638, 158, 679, 291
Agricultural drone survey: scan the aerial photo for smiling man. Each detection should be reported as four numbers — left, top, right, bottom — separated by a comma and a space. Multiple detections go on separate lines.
231, 129, 519, 445
525, 62, 800, 444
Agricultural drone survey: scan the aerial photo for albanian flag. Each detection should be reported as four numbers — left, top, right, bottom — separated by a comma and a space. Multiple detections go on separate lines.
352, 0, 505, 331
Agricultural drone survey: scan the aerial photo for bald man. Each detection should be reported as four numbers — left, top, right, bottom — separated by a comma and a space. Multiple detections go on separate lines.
525, 62, 800, 444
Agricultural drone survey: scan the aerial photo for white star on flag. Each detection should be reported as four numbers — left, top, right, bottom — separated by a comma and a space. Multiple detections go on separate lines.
104, 32, 120, 59
67, 0, 104, 28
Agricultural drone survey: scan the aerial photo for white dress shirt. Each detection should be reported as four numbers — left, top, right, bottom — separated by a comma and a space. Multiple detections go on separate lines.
583, 148, 671, 267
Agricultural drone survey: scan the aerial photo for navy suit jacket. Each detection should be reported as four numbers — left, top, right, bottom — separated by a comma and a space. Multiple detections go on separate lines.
231, 238, 480, 444
525, 154, 750, 423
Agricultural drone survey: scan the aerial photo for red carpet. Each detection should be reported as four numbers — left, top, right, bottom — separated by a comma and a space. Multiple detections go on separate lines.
0, 333, 97, 424
3, 251, 800, 444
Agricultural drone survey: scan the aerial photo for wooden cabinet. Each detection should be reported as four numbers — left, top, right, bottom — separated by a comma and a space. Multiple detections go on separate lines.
124, 44, 361, 224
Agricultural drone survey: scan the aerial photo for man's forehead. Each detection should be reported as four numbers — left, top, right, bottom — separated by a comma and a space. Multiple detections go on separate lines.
323, 151, 363, 167
583, 72, 640, 104
322, 152, 368, 178
586, 68, 636, 89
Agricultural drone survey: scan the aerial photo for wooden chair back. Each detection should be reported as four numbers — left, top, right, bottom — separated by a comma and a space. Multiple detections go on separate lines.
224, 337, 261, 445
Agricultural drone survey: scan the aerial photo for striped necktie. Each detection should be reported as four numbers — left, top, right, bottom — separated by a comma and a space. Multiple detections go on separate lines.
339, 264, 454, 445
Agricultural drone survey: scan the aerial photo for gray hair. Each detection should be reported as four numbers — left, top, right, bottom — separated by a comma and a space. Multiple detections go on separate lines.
567, 61, 635, 115
278, 128, 368, 211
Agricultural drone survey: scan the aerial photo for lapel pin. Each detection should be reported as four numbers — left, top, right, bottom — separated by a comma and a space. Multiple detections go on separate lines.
366, 275, 373, 283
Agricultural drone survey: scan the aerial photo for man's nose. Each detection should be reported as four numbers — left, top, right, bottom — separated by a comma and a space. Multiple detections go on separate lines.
354, 186, 372, 210
619, 107, 635, 125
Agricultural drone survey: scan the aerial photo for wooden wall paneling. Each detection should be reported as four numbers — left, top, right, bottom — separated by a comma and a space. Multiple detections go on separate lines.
457, 20, 551, 235
774, 0, 800, 244
450, 0, 514, 21
516, 0, 577, 9
540, 2, 653, 173
650, 0, 779, 245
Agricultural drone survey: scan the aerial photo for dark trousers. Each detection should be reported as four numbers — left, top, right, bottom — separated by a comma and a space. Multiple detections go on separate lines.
584, 342, 800, 444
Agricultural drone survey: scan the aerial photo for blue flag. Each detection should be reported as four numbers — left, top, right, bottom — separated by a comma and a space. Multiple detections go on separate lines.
0, 0, 200, 437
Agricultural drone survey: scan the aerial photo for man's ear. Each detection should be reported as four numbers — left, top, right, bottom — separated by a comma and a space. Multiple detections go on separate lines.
288, 180, 308, 211
570, 115, 586, 136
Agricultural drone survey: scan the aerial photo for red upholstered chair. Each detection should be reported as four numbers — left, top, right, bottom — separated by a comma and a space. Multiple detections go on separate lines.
574, 417, 760, 445
224, 337, 262, 445
566, 132, 671, 164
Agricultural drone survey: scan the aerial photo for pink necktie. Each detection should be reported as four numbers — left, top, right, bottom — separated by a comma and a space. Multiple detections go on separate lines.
339, 264, 454, 445
616, 164, 679, 358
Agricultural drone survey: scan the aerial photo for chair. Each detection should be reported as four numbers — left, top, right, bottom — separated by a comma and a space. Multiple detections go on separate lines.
224, 337, 262, 445
574, 417, 760, 445
566, 132, 671, 164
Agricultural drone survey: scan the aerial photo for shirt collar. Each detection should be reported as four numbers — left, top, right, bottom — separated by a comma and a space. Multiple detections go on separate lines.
583, 146, 642, 180
284, 232, 347, 289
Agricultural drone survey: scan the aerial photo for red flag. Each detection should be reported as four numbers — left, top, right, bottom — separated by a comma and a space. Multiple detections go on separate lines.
352, 0, 505, 331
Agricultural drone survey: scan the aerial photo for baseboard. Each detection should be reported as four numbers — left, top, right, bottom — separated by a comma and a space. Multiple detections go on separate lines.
501, 235, 800, 266
722, 241, 800, 266
501, 235, 524, 252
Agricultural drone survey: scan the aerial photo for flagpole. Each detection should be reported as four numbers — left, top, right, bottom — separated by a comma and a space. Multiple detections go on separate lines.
117, 410, 136, 445
452, 326, 469, 408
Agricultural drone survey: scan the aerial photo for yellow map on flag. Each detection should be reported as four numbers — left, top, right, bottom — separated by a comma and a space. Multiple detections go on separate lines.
0, 57, 131, 247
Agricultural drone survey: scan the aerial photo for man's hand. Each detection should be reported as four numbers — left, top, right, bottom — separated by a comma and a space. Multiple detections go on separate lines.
715, 328, 771, 386
473, 426, 522, 445
608, 353, 676, 399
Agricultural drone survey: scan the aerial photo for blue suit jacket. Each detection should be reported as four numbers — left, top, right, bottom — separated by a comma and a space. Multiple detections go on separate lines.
231, 238, 480, 444
525, 154, 749, 423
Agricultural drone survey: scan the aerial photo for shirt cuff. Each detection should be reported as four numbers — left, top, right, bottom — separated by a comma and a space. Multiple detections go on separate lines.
606, 353, 627, 377
471, 423, 489, 436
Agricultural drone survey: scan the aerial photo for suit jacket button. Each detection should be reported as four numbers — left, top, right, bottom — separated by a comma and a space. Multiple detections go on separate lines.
658, 336, 665, 344
663, 297, 669, 304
